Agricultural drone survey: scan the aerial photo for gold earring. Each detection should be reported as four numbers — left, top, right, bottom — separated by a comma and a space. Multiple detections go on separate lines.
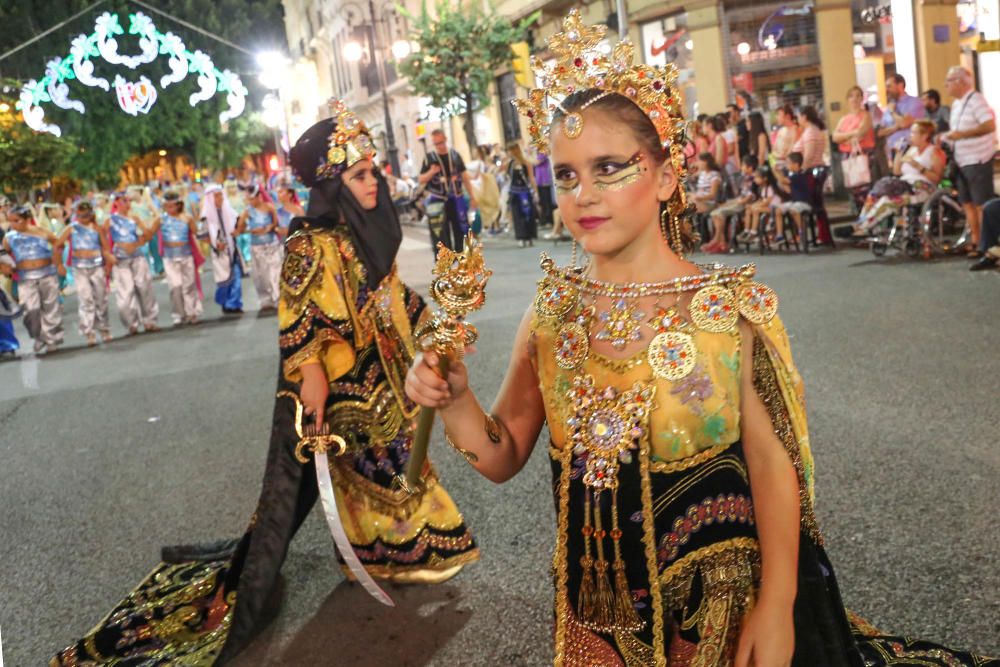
661, 206, 684, 259
571, 238, 579, 269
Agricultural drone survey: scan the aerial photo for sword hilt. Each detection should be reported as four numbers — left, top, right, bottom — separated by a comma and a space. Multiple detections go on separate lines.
277, 390, 349, 464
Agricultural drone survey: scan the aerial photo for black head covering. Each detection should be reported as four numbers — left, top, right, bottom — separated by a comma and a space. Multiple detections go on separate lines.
288, 117, 402, 289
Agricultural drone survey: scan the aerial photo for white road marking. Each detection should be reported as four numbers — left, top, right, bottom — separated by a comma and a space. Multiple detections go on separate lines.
400, 235, 430, 252
19, 356, 39, 390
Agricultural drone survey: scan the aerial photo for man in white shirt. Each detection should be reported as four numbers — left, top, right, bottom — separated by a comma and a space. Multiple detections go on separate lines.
943, 66, 997, 258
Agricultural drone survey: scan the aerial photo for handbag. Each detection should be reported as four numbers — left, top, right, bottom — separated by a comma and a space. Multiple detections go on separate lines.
842, 140, 871, 189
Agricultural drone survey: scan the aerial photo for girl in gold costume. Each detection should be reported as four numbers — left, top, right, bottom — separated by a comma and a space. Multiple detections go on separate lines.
406, 11, 996, 667
53, 102, 477, 666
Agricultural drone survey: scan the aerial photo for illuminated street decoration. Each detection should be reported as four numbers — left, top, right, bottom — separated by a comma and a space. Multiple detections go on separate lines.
16, 11, 247, 136
115, 75, 158, 116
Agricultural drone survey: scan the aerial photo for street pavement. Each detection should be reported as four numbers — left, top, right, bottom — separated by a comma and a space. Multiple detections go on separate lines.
1, 226, 998, 666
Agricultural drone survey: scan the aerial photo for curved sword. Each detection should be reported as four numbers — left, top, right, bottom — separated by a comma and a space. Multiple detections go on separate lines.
278, 391, 395, 607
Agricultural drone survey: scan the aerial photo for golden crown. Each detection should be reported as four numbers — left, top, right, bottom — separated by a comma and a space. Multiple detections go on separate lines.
316, 98, 377, 181
513, 10, 688, 178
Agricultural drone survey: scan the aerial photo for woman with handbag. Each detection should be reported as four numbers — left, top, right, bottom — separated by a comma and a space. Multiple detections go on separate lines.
833, 87, 876, 208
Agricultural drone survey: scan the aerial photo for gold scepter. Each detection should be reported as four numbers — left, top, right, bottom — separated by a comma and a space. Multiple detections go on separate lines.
396, 232, 491, 495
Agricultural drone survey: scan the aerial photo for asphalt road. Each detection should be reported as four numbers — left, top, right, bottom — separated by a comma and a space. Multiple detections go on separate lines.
1, 228, 998, 666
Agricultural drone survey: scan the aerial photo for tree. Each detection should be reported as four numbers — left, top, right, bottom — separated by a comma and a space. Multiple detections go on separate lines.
398, 0, 537, 151
0, 83, 75, 198
0, 0, 284, 187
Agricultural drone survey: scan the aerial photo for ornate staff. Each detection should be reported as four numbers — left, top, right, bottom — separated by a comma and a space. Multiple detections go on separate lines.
397, 233, 491, 494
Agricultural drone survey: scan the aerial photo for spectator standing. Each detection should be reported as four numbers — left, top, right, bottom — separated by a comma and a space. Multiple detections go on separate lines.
745, 112, 772, 162
703, 115, 729, 171
922, 89, 951, 133
728, 103, 749, 160
720, 112, 741, 174
943, 65, 998, 258
832, 86, 876, 154
504, 142, 539, 248
794, 106, 828, 169
533, 149, 556, 229
772, 105, 799, 170
418, 129, 478, 253
877, 74, 926, 160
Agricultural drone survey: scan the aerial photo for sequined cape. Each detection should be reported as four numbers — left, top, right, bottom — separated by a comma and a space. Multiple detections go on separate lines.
530, 260, 997, 667
51, 222, 478, 666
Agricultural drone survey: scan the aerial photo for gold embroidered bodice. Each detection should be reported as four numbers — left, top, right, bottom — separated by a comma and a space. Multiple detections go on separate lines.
530, 260, 778, 466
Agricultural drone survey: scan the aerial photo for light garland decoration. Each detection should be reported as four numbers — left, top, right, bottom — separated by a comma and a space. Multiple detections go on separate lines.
16, 11, 248, 137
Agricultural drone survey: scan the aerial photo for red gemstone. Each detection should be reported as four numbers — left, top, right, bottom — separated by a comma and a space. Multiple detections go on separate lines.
574, 57, 583, 67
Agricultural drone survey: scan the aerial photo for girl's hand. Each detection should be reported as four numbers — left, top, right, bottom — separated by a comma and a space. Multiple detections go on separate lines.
405, 348, 472, 410
734, 602, 794, 667
299, 363, 329, 430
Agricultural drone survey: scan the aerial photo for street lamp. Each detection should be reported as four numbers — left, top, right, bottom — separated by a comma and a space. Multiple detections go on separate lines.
257, 51, 292, 170
341, 0, 408, 176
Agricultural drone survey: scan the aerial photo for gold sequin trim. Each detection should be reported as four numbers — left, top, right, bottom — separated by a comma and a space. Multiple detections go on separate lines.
751, 334, 821, 544
638, 433, 667, 665
331, 457, 441, 520
649, 442, 729, 474
659, 536, 760, 611
280, 325, 347, 379
553, 442, 575, 667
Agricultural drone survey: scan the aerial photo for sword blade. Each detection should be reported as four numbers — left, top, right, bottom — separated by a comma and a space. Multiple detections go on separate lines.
313, 450, 395, 607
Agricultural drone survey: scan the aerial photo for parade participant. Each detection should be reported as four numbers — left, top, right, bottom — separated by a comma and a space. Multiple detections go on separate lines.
107, 193, 160, 334
201, 184, 244, 315
58, 201, 114, 346
158, 190, 204, 325
234, 184, 281, 310
0, 230, 20, 360
406, 12, 998, 666
275, 183, 305, 240
53, 99, 478, 667
2, 206, 65, 354
132, 187, 164, 277
225, 177, 252, 269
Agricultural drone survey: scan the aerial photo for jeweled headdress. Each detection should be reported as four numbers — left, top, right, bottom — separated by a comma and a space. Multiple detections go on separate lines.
315, 98, 377, 181
513, 10, 688, 185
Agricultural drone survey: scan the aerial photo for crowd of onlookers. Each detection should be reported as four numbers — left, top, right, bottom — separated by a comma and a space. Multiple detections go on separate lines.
683, 66, 998, 263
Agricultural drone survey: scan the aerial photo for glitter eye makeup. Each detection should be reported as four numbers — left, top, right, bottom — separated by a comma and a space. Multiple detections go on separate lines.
553, 152, 646, 195
593, 152, 645, 191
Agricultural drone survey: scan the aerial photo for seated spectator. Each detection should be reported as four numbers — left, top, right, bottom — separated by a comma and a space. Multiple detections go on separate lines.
740, 166, 784, 244
774, 152, 813, 243
705, 155, 759, 252
852, 119, 943, 236
970, 198, 1000, 270
746, 112, 772, 162
691, 152, 723, 215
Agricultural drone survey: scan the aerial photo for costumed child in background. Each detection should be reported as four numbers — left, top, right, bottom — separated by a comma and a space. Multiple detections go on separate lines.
234, 184, 282, 311
201, 184, 244, 315
0, 227, 21, 360
157, 190, 204, 326
405, 11, 998, 666
275, 183, 306, 241
53, 99, 478, 667
58, 200, 115, 346
106, 192, 160, 335
1, 206, 65, 355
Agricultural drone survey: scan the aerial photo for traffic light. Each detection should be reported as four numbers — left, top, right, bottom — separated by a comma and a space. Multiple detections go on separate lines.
511, 42, 533, 88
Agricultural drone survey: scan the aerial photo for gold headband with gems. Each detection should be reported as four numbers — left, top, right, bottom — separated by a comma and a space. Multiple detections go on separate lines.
316, 99, 377, 181
512, 10, 688, 181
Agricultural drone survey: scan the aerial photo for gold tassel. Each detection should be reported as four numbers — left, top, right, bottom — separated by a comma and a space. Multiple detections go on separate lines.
591, 558, 616, 632
577, 491, 597, 623
612, 560, 644, 632
611, 489, 645, 632
587, 491, 617, 632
